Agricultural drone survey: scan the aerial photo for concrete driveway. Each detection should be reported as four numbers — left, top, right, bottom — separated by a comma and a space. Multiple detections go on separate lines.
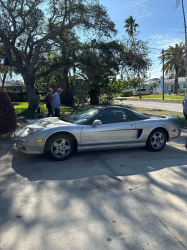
0, 133, 187, 250
114, 99, 183, 113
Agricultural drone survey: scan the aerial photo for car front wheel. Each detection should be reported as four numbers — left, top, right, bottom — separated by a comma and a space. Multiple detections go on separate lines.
146, 129, 166, 152
46, 134, 75, 161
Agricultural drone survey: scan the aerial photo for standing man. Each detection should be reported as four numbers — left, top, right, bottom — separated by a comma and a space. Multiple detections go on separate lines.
51, 88, 63, 117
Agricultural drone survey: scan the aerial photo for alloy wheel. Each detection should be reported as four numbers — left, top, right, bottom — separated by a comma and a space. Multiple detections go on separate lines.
151, 132, 165, 150
51, 138, 71, 158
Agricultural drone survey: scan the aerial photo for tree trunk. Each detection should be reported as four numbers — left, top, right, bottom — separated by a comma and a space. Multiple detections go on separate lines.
174, 68, 179, 94
60, 68, 74, 105
2, 72, 7, 92
89, 89, 100, 105
24, 76, 37, 109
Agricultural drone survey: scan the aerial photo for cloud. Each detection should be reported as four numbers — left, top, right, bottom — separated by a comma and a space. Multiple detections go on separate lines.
115, 0, 178, 20
150, 34, 184, 49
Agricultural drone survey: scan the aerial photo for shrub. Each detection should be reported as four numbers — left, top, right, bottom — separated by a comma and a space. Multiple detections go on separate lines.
7, 92, 27, 102
121, 90, 133, 97
177, 88, 186, 95
0, 91, 17, 133
100, 96, 114, 105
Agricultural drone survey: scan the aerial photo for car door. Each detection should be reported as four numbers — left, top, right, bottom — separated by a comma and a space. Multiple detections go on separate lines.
81, 108, 136, 150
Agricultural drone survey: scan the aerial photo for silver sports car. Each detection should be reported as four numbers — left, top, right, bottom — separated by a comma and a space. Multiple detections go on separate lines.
14, 106, 181, 161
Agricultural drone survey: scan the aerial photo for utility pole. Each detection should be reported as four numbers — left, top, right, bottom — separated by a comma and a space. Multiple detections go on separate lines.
162, 49, 165, 100
138, 69, 141, 99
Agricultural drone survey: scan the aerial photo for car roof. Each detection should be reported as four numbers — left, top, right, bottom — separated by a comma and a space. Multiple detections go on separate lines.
90, 105, 125, 110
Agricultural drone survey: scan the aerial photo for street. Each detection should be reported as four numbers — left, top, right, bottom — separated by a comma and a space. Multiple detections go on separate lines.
0, 132, 187, 250
114, 100, 183, 113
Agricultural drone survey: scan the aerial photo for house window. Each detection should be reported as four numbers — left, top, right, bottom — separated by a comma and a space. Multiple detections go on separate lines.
14, 88, 17, 92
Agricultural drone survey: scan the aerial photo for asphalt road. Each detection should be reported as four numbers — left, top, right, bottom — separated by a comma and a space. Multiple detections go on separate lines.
0, 135, 187, 250
114, 99, 183, 113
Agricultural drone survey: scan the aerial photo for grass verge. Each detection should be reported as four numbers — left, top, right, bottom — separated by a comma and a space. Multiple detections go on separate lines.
116, 94, 185, 104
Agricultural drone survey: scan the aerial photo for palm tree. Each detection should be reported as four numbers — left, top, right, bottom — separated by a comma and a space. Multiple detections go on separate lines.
159, 43, 185, 94
124, 16, 139, 38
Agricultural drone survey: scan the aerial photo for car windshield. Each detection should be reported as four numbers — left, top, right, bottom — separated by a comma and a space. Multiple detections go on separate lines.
62, 107, 100, 124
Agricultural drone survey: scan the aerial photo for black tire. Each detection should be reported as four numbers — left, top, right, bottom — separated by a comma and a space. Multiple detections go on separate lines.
146, 129, 167, 152
45, 134, 75, 161
183, 111, 187, 120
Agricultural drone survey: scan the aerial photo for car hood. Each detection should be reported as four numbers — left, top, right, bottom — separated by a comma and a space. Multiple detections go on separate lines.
27, 117, 73, 128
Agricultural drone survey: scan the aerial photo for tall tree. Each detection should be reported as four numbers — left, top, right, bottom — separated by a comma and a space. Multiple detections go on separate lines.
77, 40, 124, 104
159, 43, 185, 94
124, 16, 139, 38
0, 0, 117, 108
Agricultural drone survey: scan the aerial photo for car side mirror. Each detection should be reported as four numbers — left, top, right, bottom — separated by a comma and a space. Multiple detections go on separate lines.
92, 119, 102, 127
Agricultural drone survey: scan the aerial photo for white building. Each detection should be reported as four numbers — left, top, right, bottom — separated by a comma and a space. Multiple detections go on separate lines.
143, 77, 187, 94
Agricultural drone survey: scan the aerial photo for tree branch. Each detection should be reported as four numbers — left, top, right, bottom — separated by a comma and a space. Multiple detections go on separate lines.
34, 61, 52, 72
34, 62, 65, 80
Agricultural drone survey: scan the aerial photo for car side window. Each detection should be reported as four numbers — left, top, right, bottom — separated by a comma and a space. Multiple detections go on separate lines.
96, 108, 129, 124
126, 109, 148, 121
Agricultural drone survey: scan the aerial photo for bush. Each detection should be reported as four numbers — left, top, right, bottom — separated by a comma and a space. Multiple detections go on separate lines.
100, 96, 114, 105
7, 92, 27, 102
121, 90, 133, 97
0, 92, 17, 133
177, 88, 186, 95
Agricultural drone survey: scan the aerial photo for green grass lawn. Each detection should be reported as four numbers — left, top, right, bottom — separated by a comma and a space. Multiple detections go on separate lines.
142, 94, 184, 99
13, 102, 75, 116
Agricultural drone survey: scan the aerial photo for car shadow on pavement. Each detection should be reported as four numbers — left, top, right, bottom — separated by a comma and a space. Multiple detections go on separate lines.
9, 143, 187, 182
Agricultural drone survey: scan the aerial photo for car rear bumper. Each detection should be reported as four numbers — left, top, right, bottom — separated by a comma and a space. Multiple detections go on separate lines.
168, 128, 181, 141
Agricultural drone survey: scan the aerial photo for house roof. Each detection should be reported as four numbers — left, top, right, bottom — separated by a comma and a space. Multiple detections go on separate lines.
0, 80, 24, 87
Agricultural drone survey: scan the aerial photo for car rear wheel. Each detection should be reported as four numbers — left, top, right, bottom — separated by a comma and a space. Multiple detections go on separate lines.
46, 134, 75, 161
146, 129, 166, 152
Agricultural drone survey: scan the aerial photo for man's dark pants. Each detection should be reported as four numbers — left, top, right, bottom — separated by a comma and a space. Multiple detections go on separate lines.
55, 108, 60, 117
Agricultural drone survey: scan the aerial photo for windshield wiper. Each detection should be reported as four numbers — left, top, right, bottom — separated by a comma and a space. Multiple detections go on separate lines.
70, 101, 81, 115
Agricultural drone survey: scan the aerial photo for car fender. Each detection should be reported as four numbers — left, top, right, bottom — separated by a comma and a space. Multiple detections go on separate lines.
32, 126, 83, 148
149, 124, 169, 140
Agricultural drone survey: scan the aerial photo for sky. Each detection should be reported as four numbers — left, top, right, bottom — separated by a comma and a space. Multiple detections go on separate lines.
99, 0, 186, 79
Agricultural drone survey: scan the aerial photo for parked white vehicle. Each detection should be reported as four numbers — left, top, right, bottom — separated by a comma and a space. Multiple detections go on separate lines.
133, 88, 152, 96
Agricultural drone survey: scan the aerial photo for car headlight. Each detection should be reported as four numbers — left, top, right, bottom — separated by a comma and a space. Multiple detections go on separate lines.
29, 127, 44, 133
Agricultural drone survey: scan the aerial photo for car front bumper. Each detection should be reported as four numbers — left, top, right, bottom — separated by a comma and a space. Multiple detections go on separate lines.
14, 126, 44, 155
16, 141, 44, 154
